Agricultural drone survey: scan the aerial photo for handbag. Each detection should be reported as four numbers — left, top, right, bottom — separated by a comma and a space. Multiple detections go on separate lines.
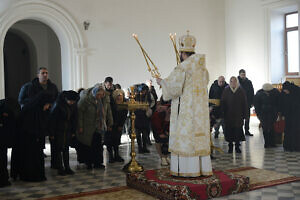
273, 117, 285, 133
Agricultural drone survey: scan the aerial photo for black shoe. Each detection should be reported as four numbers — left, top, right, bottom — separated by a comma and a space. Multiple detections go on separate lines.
94, 164, 105, 169
228, 144, 233, 153
57, 169, 66, 176
0, 181, 11, 188
65, 168, 75, 175
245, 132, 253, 136
142, 148, 150, 153
114, 155, 124, 162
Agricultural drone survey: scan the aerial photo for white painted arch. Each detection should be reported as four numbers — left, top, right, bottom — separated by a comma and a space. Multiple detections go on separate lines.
0, 0, 87, 98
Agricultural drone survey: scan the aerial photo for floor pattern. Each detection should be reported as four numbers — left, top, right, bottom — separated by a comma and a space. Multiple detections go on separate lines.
1, 117, 300, 200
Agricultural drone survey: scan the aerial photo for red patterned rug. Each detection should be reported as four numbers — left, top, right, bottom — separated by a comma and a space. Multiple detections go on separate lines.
126, 167, 300, 200
126, 168, 249, 200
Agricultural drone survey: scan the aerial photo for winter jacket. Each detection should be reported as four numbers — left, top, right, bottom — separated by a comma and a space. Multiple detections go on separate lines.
238, 76, 254, 107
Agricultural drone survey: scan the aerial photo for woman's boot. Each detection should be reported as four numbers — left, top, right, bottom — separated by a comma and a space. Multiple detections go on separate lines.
235, 143, 241, 153
228, 143, 233, 153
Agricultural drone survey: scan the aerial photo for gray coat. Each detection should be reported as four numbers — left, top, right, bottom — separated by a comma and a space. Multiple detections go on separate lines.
93, 83, 114, 129
77, 88, 103, 146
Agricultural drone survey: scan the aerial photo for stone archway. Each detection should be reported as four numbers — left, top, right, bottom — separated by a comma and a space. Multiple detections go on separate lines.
0, 0, 87, 98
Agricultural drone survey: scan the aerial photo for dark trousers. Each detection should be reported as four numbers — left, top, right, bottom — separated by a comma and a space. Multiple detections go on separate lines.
244, 107, 251, 133
136, 128, 148, 150
261, 119, 276, 147
0, 147, 9, 184
262, 129, 275, 147
50, 138, 58, 168
56, 147, 70, 170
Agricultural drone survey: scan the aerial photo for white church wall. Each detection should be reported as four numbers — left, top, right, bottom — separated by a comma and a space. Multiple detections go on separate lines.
225, 0, 266, 92
49, 0, 226, 92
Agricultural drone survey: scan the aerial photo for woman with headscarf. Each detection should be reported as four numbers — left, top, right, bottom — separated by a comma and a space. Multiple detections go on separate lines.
105, 89, 128, 163
49, 91, 79, 176
280, 81, 300, 152
221, 76, 248, 153
77, 86, 106, 169
254, 83, 280, 148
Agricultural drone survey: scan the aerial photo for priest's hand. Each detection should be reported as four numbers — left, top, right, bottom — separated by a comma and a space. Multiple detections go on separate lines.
156, 78, 162, 86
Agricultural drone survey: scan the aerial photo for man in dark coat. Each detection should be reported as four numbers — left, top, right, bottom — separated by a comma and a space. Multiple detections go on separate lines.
221, 76, 248, 153
146, 79, 158, 145
254, 83, 280, 148
280, 81, 300, 152
18, 67, 58, 109
135, 84, 152, 153
238, 69, 254, 136
209, 76, 228, 138
0, 98, 19, 187
49, 91, 79, 175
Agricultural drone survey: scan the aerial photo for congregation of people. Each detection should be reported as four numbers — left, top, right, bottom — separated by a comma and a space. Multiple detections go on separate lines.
209, 69, 300, 154
1, 65, 300, 187
0, 67, 170, 187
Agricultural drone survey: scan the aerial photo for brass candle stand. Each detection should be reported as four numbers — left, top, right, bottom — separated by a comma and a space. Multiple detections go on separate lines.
118, 87, 149, 173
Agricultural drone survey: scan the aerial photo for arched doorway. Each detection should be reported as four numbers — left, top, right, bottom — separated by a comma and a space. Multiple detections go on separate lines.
4, 19, 63, 101
3, 31, 32, 101
0, 0, 87, 99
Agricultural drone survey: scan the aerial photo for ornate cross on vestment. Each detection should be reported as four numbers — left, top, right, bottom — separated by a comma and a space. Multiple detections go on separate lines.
193, 86, 202, 96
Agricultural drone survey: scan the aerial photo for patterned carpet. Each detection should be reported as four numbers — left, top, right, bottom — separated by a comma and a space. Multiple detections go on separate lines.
40, 167, 300, 200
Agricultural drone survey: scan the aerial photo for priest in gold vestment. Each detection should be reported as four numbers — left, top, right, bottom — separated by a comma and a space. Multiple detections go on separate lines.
156, 32, 212, 177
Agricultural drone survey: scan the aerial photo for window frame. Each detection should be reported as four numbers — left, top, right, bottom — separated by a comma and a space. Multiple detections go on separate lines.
285, 11, 299, 76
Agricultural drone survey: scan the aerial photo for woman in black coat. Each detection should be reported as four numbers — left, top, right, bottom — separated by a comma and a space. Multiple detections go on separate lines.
49, 91, 79, 175
280, 82, 300, 152
221, 77, 248, 153
254, 83, 280, 148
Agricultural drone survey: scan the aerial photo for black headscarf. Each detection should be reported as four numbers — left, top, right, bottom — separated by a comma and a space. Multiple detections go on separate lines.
63, 90, 79, 102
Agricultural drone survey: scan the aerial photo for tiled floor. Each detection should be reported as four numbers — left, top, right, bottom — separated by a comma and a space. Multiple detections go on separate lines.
1, 117, 300, 200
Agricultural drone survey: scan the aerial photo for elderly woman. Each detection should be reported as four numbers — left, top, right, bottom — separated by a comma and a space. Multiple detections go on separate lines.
49, 91, 79, 176
254, 83, 280, 148
77, 86, 106, 169
105, 89, 128, 163
221, 76, 248, 153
